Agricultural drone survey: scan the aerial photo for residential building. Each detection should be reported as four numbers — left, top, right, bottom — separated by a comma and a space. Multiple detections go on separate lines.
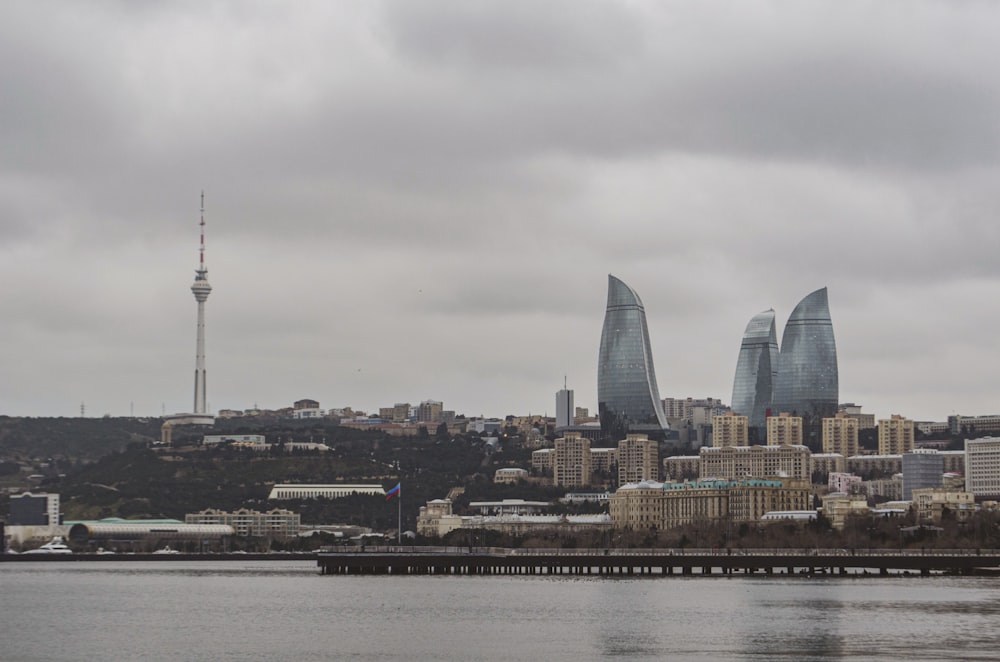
730, 309, 779, 431
597, 275, 669, 440
553, 432, 592, 488
911, 488, 976, 524
417, 400, 443, 423
663, 455, 700, 481
766, 412, 803, 446
878, 415, 915, 455
822, 413, 858, 456
916, 421, 950, 436
949, 414, 1000, 436
532, 449, 555, 472
713, 412, 749, 448
699, 444, 811, 482
617, 433, 659, 485
820, 493, 869, 529
838, 403, 876, 430
590, 448, 617, 474
847, 455, 903, 479
810, 453, 847, 477
828, 472, 862, 494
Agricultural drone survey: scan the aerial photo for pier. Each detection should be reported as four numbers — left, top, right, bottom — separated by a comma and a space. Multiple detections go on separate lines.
317, 547, 1000, 577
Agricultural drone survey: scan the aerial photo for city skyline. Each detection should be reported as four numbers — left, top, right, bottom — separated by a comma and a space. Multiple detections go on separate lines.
3, 3, 1000, 422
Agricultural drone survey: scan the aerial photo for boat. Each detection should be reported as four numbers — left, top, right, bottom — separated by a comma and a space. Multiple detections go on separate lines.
23, 537, 73, 555
152, 546, 180, 554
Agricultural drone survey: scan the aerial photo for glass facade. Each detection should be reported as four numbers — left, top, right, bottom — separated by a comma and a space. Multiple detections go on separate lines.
598, 275, 668, 441
730, 309, 778, 432
771, 287, 839, 437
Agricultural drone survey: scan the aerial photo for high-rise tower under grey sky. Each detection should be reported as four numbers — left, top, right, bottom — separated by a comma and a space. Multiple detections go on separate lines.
597, 275, 668, 441
731, 309, 779, 432
191, 193, 212, 415
771, 287, 838, 444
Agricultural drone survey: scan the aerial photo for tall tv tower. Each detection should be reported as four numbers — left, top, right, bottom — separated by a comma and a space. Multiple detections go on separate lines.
191, 192, 212, 415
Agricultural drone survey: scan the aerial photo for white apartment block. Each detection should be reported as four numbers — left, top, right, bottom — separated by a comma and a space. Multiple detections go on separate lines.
965, 437, 1000, 498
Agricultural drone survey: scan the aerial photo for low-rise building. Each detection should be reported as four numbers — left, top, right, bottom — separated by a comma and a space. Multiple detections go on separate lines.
811, 453, 847, 477
417, 499, 465, 537
532, 449, 555, 472
609, 478, 811, 531
829, 472, 862, 494
911, 488, 977, 524
185, 508, 301, 537
820, 493, 870, 529
847, 454, 902, 479
267, 484, 386, 500
663, 455, 700, 481
699, 444, 811, 481
416, 498, 610, 538
493, 468, 528, 484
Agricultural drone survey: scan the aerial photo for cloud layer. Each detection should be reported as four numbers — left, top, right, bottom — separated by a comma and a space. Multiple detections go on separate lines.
2, 1, 999, 422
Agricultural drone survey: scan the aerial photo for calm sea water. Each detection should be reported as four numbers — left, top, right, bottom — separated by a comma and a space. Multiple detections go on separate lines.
2, 560, 999, 661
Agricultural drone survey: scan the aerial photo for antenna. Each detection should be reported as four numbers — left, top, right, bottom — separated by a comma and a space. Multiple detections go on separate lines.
198, 190, 206, 274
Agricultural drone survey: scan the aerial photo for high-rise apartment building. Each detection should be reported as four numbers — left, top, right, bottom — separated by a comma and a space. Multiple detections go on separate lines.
553, 432, 592, 488
965, 437, 1000, 498
730, 309, 779, 431
617, 433, 659, 485
713, 412, 749, 448
597, 275, 669, 441
822, 413, 859, 456
771, 287, 839, 445
766, 412, 803, 446
878, 415, 914, 455
417, 400, 443, 423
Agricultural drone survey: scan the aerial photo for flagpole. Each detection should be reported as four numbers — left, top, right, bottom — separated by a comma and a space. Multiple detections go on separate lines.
397, 486, 402, 545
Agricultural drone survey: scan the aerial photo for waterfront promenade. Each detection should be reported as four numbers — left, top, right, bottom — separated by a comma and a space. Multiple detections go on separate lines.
318, 547, 1000, 577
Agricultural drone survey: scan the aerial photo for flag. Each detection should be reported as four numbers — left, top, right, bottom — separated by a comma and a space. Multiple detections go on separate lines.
386, 483, 401, 501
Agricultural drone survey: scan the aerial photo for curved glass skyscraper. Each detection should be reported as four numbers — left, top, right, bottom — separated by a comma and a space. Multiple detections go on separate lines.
731, 309, 779, 431
598, 275, 669, 441
771, 287, 839, 436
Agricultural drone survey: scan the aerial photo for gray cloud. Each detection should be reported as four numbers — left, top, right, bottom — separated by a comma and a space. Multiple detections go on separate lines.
2, 1, 1000, 421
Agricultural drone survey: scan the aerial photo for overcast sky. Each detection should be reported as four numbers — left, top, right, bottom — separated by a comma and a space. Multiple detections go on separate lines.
2, 1, 999, 422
